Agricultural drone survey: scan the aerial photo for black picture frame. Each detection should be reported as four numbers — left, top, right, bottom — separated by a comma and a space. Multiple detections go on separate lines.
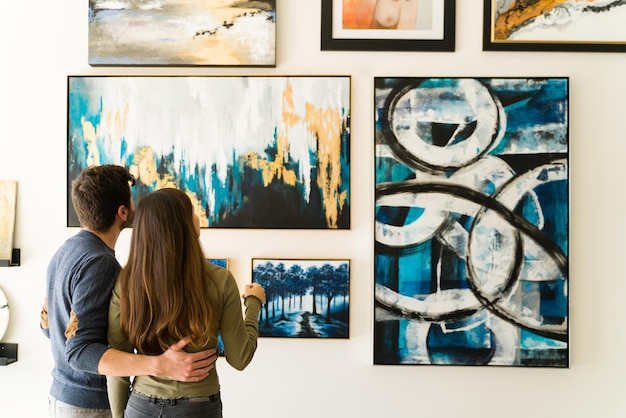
373, 77, 570, 367
483, 0, 626, 52
321, 0, 455, 52
66, 75, 351, 230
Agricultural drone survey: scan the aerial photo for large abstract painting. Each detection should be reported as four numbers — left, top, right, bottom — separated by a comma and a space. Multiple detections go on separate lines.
67, 76, 351, 229
89, 0, 276, 66
252, 258, 350, 338
374, 78, 569, 367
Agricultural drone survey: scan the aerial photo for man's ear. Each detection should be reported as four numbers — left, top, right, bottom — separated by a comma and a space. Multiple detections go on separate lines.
117, 205, 128, 221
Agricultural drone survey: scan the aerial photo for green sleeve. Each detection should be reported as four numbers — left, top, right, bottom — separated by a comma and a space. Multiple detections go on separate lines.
106, 280, 132, 418
218, 271, 262, 371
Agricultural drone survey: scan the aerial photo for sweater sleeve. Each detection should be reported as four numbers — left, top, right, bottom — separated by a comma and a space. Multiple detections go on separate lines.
218, 272, 262, 371
65, 255, 120, 374
106, 280, 132, 418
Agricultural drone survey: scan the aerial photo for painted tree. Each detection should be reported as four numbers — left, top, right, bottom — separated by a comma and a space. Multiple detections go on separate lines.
253, 261, 275, 325
274, 262, 288, 320
337, 262, 350, 312
319, 264, 339, 324
306, 265, 321, 315
286, 263, 306, 310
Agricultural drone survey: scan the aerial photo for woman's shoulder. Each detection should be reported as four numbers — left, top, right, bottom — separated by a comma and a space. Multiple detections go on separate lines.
204, 262, 239, 301
206, 261, 227, 273
205, 262, 233, 284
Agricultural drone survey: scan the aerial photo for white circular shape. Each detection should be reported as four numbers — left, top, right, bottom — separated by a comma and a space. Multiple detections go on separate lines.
391, 79, 502, 168
0, 286, 9, 341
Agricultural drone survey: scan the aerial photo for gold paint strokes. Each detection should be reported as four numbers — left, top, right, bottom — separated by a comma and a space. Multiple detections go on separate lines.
81, 103, 129, 167
243, 80, 347, 229
81, 117, 100, 167
244, 152, 298, 187
306, 104, 347, 230
79, 103, 210, 226
494, 0, 596, 40
128, 147, 209, 227
243, 81, 299, 188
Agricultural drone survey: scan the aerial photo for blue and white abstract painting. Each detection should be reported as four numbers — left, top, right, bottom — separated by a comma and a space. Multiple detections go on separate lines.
67, 76, 350, 229
374, 78, 568, 367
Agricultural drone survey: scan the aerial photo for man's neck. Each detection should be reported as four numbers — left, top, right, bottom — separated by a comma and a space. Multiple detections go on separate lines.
83, 227, 120, 250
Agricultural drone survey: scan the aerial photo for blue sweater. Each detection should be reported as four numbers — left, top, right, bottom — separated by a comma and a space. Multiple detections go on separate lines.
43, 230, 121, 409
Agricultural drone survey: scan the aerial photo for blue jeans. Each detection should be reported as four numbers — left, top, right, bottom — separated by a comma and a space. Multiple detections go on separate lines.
49, 397, 112, 418
125, 391, 222, 418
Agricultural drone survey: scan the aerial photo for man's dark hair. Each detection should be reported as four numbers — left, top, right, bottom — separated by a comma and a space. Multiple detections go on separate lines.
71, 165, 134, 231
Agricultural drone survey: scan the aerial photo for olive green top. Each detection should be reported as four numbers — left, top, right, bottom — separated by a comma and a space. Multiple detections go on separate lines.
106, 263, 262, 418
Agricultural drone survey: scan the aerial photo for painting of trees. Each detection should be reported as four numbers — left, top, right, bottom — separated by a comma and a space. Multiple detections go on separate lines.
252, 259, 350, 338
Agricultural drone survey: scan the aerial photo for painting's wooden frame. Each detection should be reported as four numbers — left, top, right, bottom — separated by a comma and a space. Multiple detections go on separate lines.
321, 0, 455, 51
252, 258, 350, 339
483, 0, 626, 52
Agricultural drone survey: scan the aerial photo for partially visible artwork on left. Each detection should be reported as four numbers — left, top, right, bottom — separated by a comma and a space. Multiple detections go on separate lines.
67, 76, 351, 230
0, 181, 17, 264
89, 0, 276, 66
208, 259, 229, 269
217, 335, 225, 357
252, 258, 350, 338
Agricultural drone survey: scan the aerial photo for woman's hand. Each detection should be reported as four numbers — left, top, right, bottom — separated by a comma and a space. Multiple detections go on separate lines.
242, 283, 266, 304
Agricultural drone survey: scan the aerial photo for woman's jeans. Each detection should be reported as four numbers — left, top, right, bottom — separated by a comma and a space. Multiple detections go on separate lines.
49, 397, 112, 418
124, 391, 222, 418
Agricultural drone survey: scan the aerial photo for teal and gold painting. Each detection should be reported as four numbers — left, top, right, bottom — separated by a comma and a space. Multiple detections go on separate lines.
67, 76, 351, 229
374, 78, 569, 367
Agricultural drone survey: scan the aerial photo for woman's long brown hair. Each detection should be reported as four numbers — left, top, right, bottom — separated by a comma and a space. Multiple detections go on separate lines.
118, 188, 213, 355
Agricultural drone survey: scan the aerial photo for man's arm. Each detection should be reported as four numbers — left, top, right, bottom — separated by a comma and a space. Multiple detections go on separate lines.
105, 281, 217, 381
98, 338, 217, 381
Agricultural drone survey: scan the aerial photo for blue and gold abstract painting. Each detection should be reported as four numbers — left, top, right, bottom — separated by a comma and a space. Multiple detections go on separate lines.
67, 76, 350, 229
374, 78, 568, 367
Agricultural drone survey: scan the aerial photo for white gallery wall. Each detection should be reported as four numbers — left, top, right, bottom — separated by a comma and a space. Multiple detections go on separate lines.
1, 1, 625, 417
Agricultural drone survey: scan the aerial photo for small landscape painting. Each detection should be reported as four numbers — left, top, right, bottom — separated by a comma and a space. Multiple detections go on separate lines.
252, 258, 350, 338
